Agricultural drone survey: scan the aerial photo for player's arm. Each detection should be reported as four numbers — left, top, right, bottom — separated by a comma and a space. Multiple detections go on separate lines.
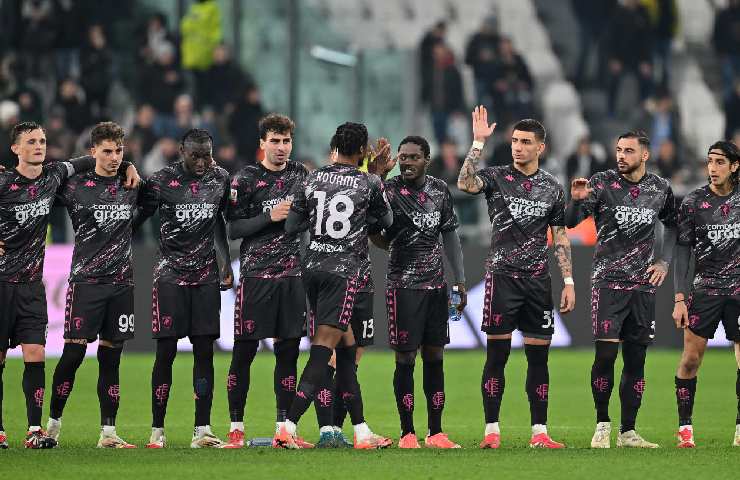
672, 244, 692, 329
132, 178, 157, 232
647, 186, 678, 286
457, 105, 495, 194
442, 229, 467, 311
551, 225, 575, 313
285, 208, 308, 234
215, 211, 234, 290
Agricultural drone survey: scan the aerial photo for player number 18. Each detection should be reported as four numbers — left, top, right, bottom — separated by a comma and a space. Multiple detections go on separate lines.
312, 190, 354, 239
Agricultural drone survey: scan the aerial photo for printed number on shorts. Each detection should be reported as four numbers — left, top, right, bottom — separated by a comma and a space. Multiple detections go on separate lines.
541, 310, 553, 329
118, 314, 135, 333
313, 190, 354, 239
362, 318, 374, 339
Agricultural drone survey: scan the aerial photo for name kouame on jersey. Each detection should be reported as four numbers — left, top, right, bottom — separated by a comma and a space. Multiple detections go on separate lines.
577, 169, 676, 292
228, 161, 308, 278
60, 171, 139, 284
384, 176, 459, 289
678, 185, 740, 295
291, 163, 390, 278
0, 161, 74, 282
140, 162, 230, 285
475, 165, 565, 278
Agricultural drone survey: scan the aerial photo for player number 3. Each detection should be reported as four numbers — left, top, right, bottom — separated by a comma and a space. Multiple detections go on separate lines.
313, 190, 355, 239
118, 314, 135, 333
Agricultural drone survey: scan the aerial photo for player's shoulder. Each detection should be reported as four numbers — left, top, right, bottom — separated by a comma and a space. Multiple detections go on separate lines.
234, 163, 260, 182
0, 169, 17, 189
426, 174, 451, 192
589, 169, 611, 183
210, 164, 230, 181
682, 185, 709, 206
535, 167, 561, 185
479, 165, 508, 176
286, 160, 309, 176
645, 171, 672, 190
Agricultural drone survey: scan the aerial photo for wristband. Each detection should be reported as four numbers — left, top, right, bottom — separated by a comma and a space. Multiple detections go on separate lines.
472, 140, 484, 150
563, 277, 574, 286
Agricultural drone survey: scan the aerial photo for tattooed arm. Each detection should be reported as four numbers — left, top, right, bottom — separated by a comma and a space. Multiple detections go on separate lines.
551, 225, 575, 312
457, 105, 496, 194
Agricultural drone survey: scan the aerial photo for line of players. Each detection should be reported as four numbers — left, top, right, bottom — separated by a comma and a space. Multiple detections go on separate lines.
0, 105, 738, 450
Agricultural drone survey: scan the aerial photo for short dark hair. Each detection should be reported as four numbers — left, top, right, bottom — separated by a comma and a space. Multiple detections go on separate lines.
398, 135, 430, 158
259, 113, 295, 140
334, 122, 368, 156
11, 121, 44, 144
708, 140, 740, 186
617, 130, 650, 150
90, 121, 125, 146
181, 128, 213, 146
512, 119, 546, 142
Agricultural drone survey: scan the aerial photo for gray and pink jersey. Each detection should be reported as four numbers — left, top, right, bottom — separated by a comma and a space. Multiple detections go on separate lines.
0, 161, 75, 283
140, 162, 230, 285
228, 161, 308, 278
384, 175, 459, 290
678, 184, 740, 295
291, 163, 390, 279
59, 171, 139, 284
475, 165, 565, 279
574, 169, 676, 292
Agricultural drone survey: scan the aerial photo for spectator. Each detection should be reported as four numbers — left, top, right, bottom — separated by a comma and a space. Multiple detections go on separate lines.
180, 0, 222, 71
490, 37, 534, 126
80, 24, 113, 116
464, 15, 500, 110
642, 0, 678, 88
199, 44, 251, 113
228, 85, 264, 162
725, 80, 740, 140
56, 77, 91, 134
712, 0, 740, 100
429, 137, 462, 185
0, 53, 21, 98
635, 88, 680, 155
155, 94, 217, 143
130, 104, 158, 160
490, 122, 515, 167
14, 85, 43, 122
0, 100, 20, 169
604, 0, 654, 116
654, 138, 681, 180
215, 142, 244, 175
54, 0, 85, 80
571, 0, 617, 86
419, 20, 447, 99
19, 0, 57, 79
138, 13, 177, 66
566, 136, 606, 180
138, 41, 185, 115
142, 136, 179, 176
45, 107, 75, 162
424, 43, 465, 146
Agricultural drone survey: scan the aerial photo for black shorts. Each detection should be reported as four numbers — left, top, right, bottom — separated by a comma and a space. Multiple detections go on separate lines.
304, 271, 357, 335
0, 281, 47, 350
234, 276, 306, 340
386, 287, 449, 351
64, 283, 135, 343
481, 272, 554, 339
687, 291, 740, 342
152, 282, 221, 340
590, 287, 656, 345
352, 292, 375, 347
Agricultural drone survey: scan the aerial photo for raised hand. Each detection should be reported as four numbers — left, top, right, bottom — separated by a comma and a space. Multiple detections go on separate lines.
472, 105, 496, 143
367, 138, 395, 177
570, 178, 592, 201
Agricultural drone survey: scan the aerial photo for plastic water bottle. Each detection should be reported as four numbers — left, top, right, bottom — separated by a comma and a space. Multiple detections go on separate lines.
448, 285, 462, 322
249, 437, 273, 447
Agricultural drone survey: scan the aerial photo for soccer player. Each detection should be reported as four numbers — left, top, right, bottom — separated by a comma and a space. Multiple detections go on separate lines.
369, 135, 466, 449
672, 141, 740, 448
223, 114, 312, 449
137, 128, 233, 448
0, 122, 137, 449
46, 122, 141, 448
458, 106, 575, 449
274, 122, 393, 449
566, 130, 677, 448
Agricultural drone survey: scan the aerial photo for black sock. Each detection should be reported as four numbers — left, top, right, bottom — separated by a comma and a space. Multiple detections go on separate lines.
393, 361, 415, 435
287, 345, 333, 424
227, 340, 258, 423
482, 339, 510, 423
525, 344, 550, 426
591, 342, 618, 423
736, 369, 739, 425
675, 376, 697, 427
23, 361, 45, 428
97, 345, 123, 426
314, 365, 335, 428
0, 362, 4, 431
192, 337, 214, 427
619, 341, 647, 433
151, 338, 177, 428
336, 345, 364, 425
50, 343, 86, 419
423, 359, 445, 435
274, 338, 300, 422
333, 366, 349, 428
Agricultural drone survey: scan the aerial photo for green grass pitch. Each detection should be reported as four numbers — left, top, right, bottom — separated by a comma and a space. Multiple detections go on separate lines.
1, 349, 738, 479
